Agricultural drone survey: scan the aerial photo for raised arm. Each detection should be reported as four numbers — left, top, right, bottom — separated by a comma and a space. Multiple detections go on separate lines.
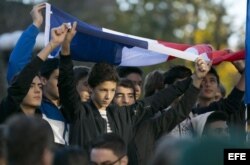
7, 3, 45, 84
152, 58, 211, 136
0, 24, 68, 122
232, 60, 245, 91
58, 22, 81, 121
193, 60, 245, 115
137, 57, 210, 116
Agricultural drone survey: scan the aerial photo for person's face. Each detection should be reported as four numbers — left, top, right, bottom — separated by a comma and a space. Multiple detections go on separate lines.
91, 81, 117, 110
125, 73, 142, 100
91, 148, 128, 165
205, 120, 229, 139
42, 69, 59, 100
76, 77, 91, 102
113, 86, 135, 106
21, 76, 43, 108
199, 73, 218, 100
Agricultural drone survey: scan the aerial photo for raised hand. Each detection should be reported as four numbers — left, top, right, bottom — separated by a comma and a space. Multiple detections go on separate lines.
30, 3, 45, 28
37, 23, 68, 61
64, 22, 77, 44
50, 24, 69, 49
231, 60, 245, 74
192, 57, 211, 88
61, 22, 77, 55
194, 57, 211, 79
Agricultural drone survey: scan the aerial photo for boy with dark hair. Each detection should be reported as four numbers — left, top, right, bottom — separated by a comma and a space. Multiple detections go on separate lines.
89, 63, 119, 88
113, 78, 136, 107
58, 23, 210, 165
116, 66, 143, 100
5, 115, 54, 165
39, 57, 69, 146
40, 58, 60, 108
203, 111, 229, 138
90, 133, 128, 165
197, 67, 220, 107
192, 111, 229, 139
193, 61, 245, 142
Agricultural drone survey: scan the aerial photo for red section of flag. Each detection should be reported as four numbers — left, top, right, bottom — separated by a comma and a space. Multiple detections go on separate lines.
158, 40, 245, 64
212, 50, 245, 65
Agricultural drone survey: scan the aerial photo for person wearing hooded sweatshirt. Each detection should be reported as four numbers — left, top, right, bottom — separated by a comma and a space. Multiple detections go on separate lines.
191, 111, 229, 139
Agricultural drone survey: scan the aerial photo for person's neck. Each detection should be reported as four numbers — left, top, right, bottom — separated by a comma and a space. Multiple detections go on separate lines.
92, 100, 106, 112
44, 93, 60, 107
20, 104, 36, 116
197, 97, 214, 107
98, 108, 106, 112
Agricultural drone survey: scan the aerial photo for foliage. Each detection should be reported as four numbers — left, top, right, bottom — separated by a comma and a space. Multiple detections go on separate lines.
0, 0, 244, 98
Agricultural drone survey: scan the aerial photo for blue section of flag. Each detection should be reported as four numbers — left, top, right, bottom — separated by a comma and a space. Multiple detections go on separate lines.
48, 5, 149, 65
246, 0, 250, 103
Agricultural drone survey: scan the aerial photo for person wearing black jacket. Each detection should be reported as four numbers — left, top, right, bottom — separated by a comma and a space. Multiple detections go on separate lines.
58, 23, 210, 164
192, 63, 245, 141
113, 65, 210, 165
0, 23, 69, 123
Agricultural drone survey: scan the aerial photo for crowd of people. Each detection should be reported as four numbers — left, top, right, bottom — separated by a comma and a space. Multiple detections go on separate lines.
0, 3, 248, 165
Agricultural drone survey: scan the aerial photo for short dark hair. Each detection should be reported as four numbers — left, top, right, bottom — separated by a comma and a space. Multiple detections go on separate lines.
5, 115, 54, 165
117, 78, 136, 99
144, 70, 165, 97
163, 65, 192, 85
40, 58, 59, 79
203, 111, 228, 135
53, 146, 89, 165
88, 63, 119, 88
116, 66, 143, 78
207, 67, 220, 84
73, 66, 90, 85
91, 133, 127, 157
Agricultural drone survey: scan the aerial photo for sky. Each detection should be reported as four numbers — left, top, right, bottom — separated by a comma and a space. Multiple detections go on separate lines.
225, 0, 247, 49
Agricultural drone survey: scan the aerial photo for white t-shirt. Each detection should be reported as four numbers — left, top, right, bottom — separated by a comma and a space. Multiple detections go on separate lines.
99, 110, 112, 133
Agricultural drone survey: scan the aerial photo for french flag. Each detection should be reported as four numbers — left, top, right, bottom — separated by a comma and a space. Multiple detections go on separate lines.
45, 3, 211, 66
246, 0, 250, 104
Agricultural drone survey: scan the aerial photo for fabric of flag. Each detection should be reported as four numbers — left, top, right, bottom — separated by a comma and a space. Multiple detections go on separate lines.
45, 3, 213, 66
212, 50, 245, 65
45, 3, 244, 66
246, 0, 250, 104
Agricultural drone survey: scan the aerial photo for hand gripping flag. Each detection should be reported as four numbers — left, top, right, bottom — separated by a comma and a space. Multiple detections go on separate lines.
45, 3, 211, 66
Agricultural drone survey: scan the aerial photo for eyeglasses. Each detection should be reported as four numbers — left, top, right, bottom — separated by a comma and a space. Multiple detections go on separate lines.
90, 154, 126, 165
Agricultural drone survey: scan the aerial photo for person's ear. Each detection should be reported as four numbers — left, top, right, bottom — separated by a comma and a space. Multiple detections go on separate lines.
89, 87, 94, 93
121, 155, 128, 165
40, 77, 47, 86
